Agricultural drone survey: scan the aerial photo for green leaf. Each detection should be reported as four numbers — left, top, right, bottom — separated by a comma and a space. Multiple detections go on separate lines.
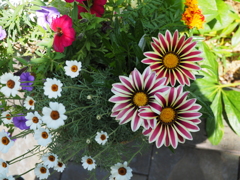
37, 38, 53, 48
31, 57, 48, 63
198, 0, 218, 22
134, 20, 144, 42
220, 22, 239, 37
31, 0, 46, 6
231, 26, 240, 46
71, 2, 79, 21
208, 90, 224, 145
15, 57, 28, 66
222, 90, 240, 136
54, 53, 65, 60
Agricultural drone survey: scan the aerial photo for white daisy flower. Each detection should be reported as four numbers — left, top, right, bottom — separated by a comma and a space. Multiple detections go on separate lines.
95, 131, 109, 145
109, 175, 116, 180
64, 60, 82, 78
42, 102, 67, 129
43, 78, 63, 99
54, 160, 66, 172
23, 96, 35, 110
34, 128, 52, 147
0, 174, 14, 180
0, 158, 9, 175
34, 163, 50, 180
0, 73, 20, 97
42, 153, 58, 168
0, 130, 14, 153
25, 111, 42, 130
110, 161, 132, 180
1, 111, 13, 124
81, 156, 96, 171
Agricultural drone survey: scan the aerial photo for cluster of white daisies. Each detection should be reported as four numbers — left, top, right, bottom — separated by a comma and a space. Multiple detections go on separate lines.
0, 60, 134, 179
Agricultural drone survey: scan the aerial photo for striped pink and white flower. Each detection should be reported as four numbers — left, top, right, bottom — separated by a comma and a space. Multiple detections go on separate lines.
142, 30, 202, 86
139, 85, 202, 149
109, 67, 170, 131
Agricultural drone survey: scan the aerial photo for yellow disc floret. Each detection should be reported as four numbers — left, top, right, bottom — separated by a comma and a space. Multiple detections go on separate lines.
132, 92, 148, 107
163, 53, 180, 69
159, 107, 177, 124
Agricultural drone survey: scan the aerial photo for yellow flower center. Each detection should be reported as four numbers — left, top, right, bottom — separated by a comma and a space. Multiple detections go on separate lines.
71, 65, 78, 72
48, 155, 55, 162
132, 92, 148, 107
6, 114, 11, 120
50, 111, 60, 120
41, 132, 49, 139
40, 167, 47, 174
1, 136, 10, 145
51, 84, 58, 92
7, 80, 15, 89
162, 53, 180, 69
2, 162, 7, 168
32, 117, 39, 123
159, 107, 177, 124
87, 158, 93, 164
118, 167, 127, 175
100, 134, 106, 140
29, 99, 34, 106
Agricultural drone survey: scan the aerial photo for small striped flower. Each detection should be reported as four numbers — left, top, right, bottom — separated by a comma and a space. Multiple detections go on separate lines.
142, 30, 202, 86
139, 86, 202, 149
109, 67, 169, 131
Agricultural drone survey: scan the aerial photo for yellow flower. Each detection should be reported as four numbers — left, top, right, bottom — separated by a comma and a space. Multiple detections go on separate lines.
184, 0, 198, 8
182, 6, 205, 29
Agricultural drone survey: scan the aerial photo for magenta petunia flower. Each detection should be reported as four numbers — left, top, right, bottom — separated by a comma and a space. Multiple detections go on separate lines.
51, 15, 75, 53
139, 85, 202, 149
142, 30, 202, 86
13, 114, 30, 130
20, 72, 35, 91
109, 67, 170, 131
0, 26, 6, 40
77, 0, 107, 19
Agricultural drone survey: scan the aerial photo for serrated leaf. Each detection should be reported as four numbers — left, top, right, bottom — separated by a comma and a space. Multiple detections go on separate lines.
208, 90, 224, 145
222, 90, 240, 136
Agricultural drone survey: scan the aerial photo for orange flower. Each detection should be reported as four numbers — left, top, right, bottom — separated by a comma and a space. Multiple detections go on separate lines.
181, 0, 205, 29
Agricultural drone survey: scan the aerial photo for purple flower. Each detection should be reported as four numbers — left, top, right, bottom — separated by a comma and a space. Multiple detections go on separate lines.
0, 26, 6, 40
20, 72, 35, 91
36, 6, 60, 30
13, 114, 30, 130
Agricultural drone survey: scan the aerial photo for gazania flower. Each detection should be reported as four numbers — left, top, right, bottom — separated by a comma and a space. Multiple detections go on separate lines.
51, 15, 75, 53
139, 86, 202, 149
25, 112, 42, 130
43, 78, 63, 99
20, 72, 35, 91
0, 130, 14, 153
34, 128, 52, 146
110, 161, 132, 180
77, 0, 107, 19
95, 131, 108, 145
42, 153, 58, 168
64, 60, 82, 78
109, 67, 169, 131
13, 114, 30, 130
23, 96, 36, 110
81, 156, 96, 171
42, 102, 67, 129
0, 174, 14, 180
0, 73, 20, 97
0, 158, 9, 175
34, 163, 50, 180
54, 160, 66, 172
0, 26, 6, 40
142, 30, 202, 86
1, 111, 13, 124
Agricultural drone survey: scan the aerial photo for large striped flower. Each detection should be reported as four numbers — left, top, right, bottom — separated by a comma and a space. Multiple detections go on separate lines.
109, 67, 169, 131
142, 30, 202, 86
139, 85, 201, 149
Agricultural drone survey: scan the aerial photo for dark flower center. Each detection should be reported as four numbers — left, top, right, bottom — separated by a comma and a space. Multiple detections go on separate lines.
50, 111, 60, 120
48, 155, 55, 162
56, 27, 63, 36
87, 158, 93, 164
58, 162, 63, 167
32, 117, 39, 123
71, 65, 78, 72
6, 114, 11, 120
1, 136, 10, 145
118, 167, 127, 175
158, 107, 177, 125
100, 134, 106, 140
2, 162, 7, 168
40, 167, 47, 174
29, 99, 34, 106
7, 80, 15, 89
51, 84, 58, 92
41, 132, 49, 139
132, 91, 149, 107
162, 52, 180, 69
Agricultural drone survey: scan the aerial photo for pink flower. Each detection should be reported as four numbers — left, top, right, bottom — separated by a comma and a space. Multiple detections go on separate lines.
51, 15, 75, 53
78, 0, 107, 19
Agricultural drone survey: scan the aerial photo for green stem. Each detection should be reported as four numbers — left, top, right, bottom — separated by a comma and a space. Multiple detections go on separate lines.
127, 144, 144, 164
15, 168, 35, 178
